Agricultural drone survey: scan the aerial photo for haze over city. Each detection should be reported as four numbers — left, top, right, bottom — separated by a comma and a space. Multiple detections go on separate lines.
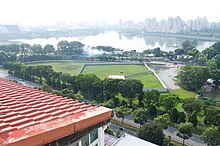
0, 0, 220, 25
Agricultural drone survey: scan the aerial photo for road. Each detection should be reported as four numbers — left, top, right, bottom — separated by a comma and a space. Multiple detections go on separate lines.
108, 123, 138, 137
0, 69, 40, 88
113, 115, 207, 146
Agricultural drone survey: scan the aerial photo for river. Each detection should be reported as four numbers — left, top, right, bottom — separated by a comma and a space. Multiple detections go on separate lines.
9, 31, 215, 52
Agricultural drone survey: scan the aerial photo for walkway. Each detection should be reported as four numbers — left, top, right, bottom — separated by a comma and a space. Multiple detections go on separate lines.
0, 69, 40, 88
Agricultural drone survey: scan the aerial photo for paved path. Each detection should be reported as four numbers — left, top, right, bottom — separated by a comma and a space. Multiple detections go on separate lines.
125, 72, 150, 79
113, 115, 207, 146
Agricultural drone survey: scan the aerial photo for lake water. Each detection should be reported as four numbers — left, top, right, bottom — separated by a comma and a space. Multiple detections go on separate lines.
10, 31, 215, 52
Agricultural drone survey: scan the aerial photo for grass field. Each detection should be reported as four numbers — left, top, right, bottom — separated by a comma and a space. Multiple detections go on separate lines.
83, 65, 147, 78
169, 88, 197, 99
26, 61, 85, 75
82, 65, 163, 88
25, 62, 163, 88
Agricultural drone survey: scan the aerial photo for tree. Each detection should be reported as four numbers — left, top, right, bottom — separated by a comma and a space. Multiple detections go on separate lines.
138, 124, 164, 145
0, 51, 7, 65
211, 41, 220, 54
147, 104, 157, 117
159, 94, 181, 112
114, 106, 131, 125
182, 98, 203, 115
201, 126, 220, 146
176, 66, 210, 91
207, 54, 220, 69
57, 41, 84, 55
57, 40, 69, 54
187, 48, 200, 58
118, 79, 143, 107
215, 55, 220, 69
189, 111, 198, 127
43, 44, 55, 54
133, 108, 147, 126
144, 90, 160, 107
41, 84, 53, 92
202, 47, 217, 60
169, 108, 179, 123
153, 47, 163, 57
181, 40, 198, 52
204, 107, 220, 126
31, 44, 43, 54
76, 74, 100, 98
103, 79, 120, 100
178, 112, 186, 123
154, 114, 171, 129
174, 48, 185, 55
20, 43, 31, 54
176, 123, 193, 146
24, 66, 34, 80
69, 41, 85, 55
90, 80, 103, 100
65, 75, 78, 93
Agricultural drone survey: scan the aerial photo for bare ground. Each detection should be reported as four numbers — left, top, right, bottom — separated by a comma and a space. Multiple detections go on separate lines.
151, 64, 181, 90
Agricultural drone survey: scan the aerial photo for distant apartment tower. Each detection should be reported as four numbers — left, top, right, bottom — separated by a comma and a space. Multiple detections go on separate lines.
193, 17, 208, 31
187, 20, 193, 31
119, 19, 123, 30
158, 19, 167, 33
145, 17, 157, 32
123, 20, 136, 31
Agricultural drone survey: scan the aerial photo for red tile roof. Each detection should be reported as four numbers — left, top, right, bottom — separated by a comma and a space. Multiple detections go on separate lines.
0, 78, 112, 146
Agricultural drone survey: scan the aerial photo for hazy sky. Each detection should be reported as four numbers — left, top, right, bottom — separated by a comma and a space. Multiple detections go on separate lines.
0, 0, 219, 25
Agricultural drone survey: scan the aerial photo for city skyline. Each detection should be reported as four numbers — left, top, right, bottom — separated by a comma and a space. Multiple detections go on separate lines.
120, 16, 218, 33
0, 0, 220, 26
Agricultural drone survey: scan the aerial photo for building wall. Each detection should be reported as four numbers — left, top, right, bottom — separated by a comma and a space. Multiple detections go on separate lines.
54, 127, 104, 146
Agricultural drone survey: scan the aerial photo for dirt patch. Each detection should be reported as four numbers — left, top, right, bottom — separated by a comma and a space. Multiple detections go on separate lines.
151, 65, 180, 90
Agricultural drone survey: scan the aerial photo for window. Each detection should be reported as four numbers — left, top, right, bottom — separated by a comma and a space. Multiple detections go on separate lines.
81, 135, 89, 146
90, 129, 98, 144
69, 140, 79, 146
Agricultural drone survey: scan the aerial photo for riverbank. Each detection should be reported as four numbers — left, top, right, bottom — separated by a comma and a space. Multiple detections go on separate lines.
120, 31, 220, 41
144, 32, 220, 41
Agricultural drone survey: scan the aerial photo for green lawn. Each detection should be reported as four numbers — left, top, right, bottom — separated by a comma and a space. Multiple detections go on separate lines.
83, 65, 148, 78
169, 88, 197, 99
132, 74, 163, 88
25, 62, 163, 88
83, 65, 163, 88
26, 61, 85, 75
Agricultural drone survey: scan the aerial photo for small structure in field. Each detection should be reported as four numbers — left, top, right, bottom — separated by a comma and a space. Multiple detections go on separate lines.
200, 78, 216, 97
108, 75, 125, 80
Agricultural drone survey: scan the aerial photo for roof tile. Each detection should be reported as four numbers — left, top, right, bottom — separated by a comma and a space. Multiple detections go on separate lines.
0, 77, 112, 146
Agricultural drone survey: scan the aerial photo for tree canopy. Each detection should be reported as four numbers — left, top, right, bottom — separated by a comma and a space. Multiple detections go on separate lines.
201, 126, 220, 146
176, 66, 211, 91
138, 124, 164, 145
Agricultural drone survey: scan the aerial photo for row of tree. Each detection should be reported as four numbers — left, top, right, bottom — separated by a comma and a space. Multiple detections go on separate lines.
0, 41, 85, 55
174, 40, 220, 69
133, 96, 220, 145
1, 40, 219, 68
3, 62, 144, 107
